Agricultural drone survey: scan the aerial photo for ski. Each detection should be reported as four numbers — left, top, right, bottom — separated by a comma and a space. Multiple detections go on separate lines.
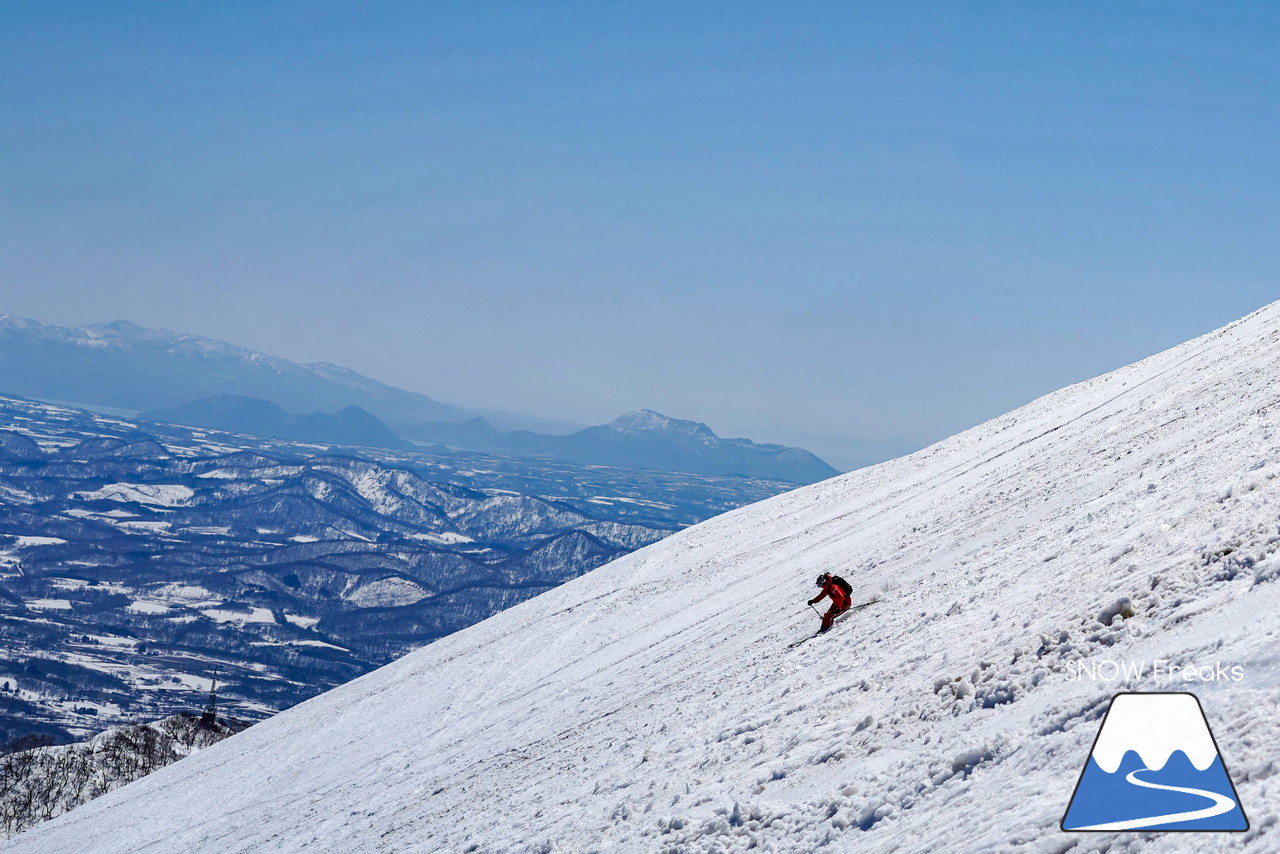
790, 598, 879, 647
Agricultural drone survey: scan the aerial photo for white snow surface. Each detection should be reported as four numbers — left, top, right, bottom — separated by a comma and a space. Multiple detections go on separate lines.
199, 607, 276, 625
12, 536, 67, 547
1090, 693, 1219, 773
9, 304, 1280, 853
346, 576, 429, 608
74, 483, 195, 507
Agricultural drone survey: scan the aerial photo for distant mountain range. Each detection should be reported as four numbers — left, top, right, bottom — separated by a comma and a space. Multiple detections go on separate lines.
0, 316, 839, 483
142, 395, 413, 451
402, 409, 839, 483
0, 316, 571, 434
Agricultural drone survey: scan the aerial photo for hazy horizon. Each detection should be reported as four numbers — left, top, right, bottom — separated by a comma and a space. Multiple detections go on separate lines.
1, 305, 1267, 473
4, 3, 1277, 470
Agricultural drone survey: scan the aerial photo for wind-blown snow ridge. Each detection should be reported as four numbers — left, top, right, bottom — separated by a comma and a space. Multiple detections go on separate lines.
6, 303, 1280, 853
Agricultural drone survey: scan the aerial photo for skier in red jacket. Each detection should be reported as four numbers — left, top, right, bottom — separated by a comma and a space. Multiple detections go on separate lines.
808, 572, 852, 633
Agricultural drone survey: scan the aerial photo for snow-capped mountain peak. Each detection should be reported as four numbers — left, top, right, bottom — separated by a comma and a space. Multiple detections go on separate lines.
607, 409, 716, 437
0, 314, 42, 331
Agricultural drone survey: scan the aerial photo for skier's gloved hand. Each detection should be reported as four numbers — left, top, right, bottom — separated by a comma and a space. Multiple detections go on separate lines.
807, 598, 816, 606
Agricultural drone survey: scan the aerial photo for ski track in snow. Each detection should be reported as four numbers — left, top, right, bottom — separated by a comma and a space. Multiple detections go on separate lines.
8, 304, 1280, 852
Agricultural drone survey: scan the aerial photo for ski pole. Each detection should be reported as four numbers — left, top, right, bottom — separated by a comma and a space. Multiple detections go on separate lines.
809, 603, 822, 618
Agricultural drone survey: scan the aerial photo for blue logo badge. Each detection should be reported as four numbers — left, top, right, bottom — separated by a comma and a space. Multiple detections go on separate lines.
1062, 692, 1248, 832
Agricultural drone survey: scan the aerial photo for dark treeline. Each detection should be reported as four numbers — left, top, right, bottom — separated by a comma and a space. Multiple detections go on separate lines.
0, 714, 242, 838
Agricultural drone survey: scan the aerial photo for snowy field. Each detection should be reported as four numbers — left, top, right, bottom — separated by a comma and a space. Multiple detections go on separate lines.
8, 304, 1280, 852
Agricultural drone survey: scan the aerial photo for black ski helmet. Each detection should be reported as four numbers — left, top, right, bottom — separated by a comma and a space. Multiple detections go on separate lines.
815, 573, 829, 586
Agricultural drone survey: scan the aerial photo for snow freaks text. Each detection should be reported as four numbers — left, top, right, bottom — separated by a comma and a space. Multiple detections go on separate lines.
1065, 659, 1246, 683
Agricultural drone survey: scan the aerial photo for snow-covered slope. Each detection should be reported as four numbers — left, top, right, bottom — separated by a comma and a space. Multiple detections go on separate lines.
8, 305, 1280, 853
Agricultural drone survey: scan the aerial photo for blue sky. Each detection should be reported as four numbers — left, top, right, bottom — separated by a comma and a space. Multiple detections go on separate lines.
2, 2, 1276, 468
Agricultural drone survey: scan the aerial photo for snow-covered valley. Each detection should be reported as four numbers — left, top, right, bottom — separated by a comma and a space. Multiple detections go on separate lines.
7, 303, 1280, 852
0, 396, 789, 745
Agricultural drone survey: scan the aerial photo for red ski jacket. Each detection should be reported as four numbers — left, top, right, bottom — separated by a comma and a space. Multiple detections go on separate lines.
810, 578, 850, 610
